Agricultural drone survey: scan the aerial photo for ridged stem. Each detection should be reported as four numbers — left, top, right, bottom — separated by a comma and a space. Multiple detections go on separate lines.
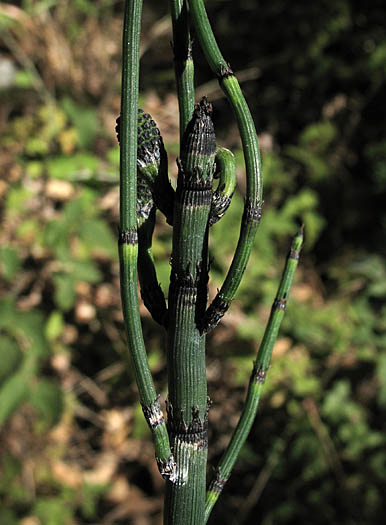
205, 227, 304, 522
189, 0, 263, 333
170, 0, 195, 144
119, 0, 175, 481
164, 99, 216, 524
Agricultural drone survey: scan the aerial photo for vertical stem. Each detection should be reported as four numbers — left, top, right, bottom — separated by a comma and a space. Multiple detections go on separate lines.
164, 99, 215, 524
120, 0, 142, 233
170, 0, 195, 144
119, 0, 175, 481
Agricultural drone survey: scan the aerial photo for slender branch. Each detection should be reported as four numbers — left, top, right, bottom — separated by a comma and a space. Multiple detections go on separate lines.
119, 0, 175, 481
189, 0, 263, 333
170, 0, 195, 143
205, 226, 304, 522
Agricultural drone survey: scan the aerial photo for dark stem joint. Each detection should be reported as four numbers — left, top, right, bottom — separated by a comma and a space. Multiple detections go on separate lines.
289, 248, 300, 260
157, 455, 177, 483
210, 470, 228, 494
201, 295, 230, 334
118, 229, 138, 245
176, 173, 213, 199
166, 403, 208, 449
142, 396, 165, 429
273, 297, 287, 311
218, 62, 234, 81
170, 268, 201, 290
252, 365, 267, 384
242, 199, 262, 226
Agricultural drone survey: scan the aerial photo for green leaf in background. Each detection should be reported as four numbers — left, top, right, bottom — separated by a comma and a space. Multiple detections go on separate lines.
46, 153, 99, 180
106, 145, 120, 167
80, 483, 108, 520
68, 259, 102, 283
53, 273, 76, 311
30, 379, 64, 428
61, 97, 99, 149
0, 306, 49, 426
5, 186, 32, 217
14, 70, 36, 89
0, 247, 21, 281
45, 311, 65, 342
0, 335, 22, 386
0, 370, 31, 427
33, 496, 74, 525
0, 508, 18, 525
79, 219, 116, 257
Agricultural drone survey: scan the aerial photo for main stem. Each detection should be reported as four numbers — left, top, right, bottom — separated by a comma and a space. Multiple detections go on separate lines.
164, 100, 215, 524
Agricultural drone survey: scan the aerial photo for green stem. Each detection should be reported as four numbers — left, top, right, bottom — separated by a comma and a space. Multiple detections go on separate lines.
119, 0, 175, 481
205, 226, 304, 522
164, 99, 215, 524
189, 0, 263, 333
170, 0, 195, 143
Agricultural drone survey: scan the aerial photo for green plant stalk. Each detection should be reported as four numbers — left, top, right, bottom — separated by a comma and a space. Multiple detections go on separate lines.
205, 226, 304, 522
119, 0, 175, 481
170, 0, 195, 143
164, 99, 216, 524
189, 0, 263, 333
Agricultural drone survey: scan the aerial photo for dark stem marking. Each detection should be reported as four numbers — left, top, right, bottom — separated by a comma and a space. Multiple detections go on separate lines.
142, 396, 165, 429
118, 229, 138, 245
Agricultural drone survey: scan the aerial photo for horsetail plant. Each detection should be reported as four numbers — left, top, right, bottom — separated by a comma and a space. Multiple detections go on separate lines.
118, 0, 303, 523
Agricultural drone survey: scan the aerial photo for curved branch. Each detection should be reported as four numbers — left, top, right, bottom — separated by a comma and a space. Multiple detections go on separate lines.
189, 0, 263, 334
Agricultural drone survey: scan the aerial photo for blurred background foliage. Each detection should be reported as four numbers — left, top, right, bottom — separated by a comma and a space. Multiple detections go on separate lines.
0, 0, 385, 523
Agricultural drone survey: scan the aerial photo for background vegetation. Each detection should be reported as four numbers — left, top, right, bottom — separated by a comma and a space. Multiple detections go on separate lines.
1, 0, 385, 523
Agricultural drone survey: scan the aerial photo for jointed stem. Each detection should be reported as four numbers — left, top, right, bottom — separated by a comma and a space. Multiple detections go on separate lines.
164, 99, 215, 524
189, 0, 263, 333
119, 0, 175, 481
205, 227, 304, 522
170, 0, 195, 143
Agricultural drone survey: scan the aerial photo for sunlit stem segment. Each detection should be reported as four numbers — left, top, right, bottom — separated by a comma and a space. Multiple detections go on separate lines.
119, 0, 175, 481
170, 0, 195, 143
189, 0, 263, 333
205, 226, 304, 522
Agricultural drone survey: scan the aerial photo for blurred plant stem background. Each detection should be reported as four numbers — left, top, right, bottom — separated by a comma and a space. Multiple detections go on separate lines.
0, 0, 385, 524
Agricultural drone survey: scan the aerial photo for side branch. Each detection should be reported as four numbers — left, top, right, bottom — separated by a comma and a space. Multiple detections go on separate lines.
119, 0, 174, 481
204, 227, 304, 522
189, 0, 263, 333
